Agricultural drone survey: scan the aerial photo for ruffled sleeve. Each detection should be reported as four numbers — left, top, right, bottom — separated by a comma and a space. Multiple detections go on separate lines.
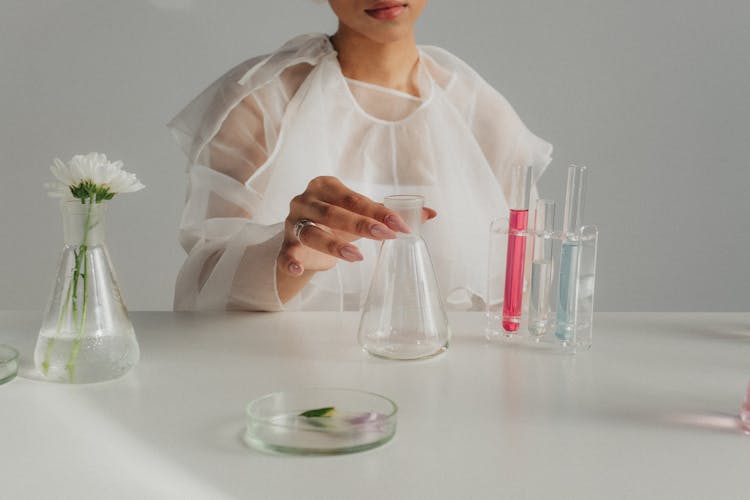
468, 78, 553, 196
172, 92, 286, 311
168, 36, 324, 311
421, 45, 553, 195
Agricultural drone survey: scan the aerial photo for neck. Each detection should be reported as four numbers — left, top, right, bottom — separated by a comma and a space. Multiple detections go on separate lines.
331, 25, 421, 97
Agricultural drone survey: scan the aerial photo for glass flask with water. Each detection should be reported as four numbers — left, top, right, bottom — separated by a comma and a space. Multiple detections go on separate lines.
357, 195, 450, 360
34, 200, 139, 383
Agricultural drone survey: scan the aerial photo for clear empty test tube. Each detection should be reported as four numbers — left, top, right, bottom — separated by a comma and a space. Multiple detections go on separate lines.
555, 165, 588, 344
502, 165, 532, 333
572, 224, 598, 350
529, 199, 555, 337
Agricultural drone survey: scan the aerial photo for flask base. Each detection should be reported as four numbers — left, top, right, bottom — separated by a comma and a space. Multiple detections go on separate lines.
362, 341, 448, 361
34, 331, 139, 384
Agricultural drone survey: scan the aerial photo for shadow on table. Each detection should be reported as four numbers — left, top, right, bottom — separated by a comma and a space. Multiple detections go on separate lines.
603, 314, 750, 344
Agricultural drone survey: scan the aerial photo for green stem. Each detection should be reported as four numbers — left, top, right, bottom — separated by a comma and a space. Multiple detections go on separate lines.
42, 203, 87, 375
65, 199, 94, 382
71, 253, 79, 325
41, 271, 75, 375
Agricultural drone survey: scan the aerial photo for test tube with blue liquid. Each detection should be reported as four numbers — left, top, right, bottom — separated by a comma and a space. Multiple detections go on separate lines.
529, 199, 555, 337
555, 165, 587, 343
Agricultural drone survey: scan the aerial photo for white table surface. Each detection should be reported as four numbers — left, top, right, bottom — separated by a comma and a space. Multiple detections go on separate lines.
1, 311, 749, 500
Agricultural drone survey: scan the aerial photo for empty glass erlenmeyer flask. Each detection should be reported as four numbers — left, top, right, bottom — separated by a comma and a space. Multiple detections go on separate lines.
357, 195, 451, 360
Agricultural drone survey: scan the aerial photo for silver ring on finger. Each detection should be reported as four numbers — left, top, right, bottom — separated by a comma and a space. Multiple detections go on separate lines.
293, 218, 319, 244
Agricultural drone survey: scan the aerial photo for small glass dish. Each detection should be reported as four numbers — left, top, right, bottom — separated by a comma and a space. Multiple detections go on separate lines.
245, 388, 397, 455
0, 345, 19, 385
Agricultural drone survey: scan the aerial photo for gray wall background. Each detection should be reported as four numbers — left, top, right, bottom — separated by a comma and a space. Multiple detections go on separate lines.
1, 0, 748, 311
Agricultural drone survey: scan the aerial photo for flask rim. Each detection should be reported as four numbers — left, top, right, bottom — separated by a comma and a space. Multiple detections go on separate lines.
59, 199, 108, 214
384, 194, 423, 210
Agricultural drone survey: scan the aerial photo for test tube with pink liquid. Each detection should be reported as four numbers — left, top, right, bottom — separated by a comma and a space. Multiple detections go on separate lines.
502, 165, 532, 332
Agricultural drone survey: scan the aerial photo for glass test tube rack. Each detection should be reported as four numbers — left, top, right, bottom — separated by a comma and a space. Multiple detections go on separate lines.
485, 211, 599, 354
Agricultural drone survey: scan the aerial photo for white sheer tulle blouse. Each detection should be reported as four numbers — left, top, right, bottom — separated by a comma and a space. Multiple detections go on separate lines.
168, 33, 552, 312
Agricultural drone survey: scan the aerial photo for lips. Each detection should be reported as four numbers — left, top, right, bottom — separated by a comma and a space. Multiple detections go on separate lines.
365, 2, 407, 21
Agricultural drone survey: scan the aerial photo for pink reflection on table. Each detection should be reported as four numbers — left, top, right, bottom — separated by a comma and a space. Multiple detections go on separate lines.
741, 379, 750, 434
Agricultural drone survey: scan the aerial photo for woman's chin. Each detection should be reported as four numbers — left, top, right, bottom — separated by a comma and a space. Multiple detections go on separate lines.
360, 25, 414, 44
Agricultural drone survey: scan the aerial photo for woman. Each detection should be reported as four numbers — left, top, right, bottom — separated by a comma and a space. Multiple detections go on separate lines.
168, 0, 552, 311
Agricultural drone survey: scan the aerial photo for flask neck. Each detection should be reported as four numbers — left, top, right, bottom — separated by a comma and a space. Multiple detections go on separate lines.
61, 200, 106, 247
384, 194, 423, 239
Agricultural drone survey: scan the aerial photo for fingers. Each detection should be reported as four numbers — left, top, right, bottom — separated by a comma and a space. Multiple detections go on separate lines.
298, 223, 363, 261
422, 207, 437, 222
333, 192, 411, 233
279, 220, 363, 276
289, 198, 398, 240
277, 242, 304, 277
282, 176, 441, 277
304, 177, 411, 234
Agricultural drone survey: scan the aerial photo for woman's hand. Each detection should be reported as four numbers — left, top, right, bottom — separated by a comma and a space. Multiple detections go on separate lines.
275, 176, 435, 301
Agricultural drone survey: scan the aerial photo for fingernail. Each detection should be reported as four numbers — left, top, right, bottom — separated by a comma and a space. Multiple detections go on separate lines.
288, 262, 302, 275
370, 224, 396, 239
385, 215, 411, 233
340, 245, 363, 262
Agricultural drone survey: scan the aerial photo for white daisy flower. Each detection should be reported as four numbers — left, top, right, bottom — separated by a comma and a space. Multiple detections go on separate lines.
46, 152, 145, 201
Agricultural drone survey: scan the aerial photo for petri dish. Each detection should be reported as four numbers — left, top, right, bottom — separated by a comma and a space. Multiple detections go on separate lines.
245, 388, 397, 455
0, 345, 19, 385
